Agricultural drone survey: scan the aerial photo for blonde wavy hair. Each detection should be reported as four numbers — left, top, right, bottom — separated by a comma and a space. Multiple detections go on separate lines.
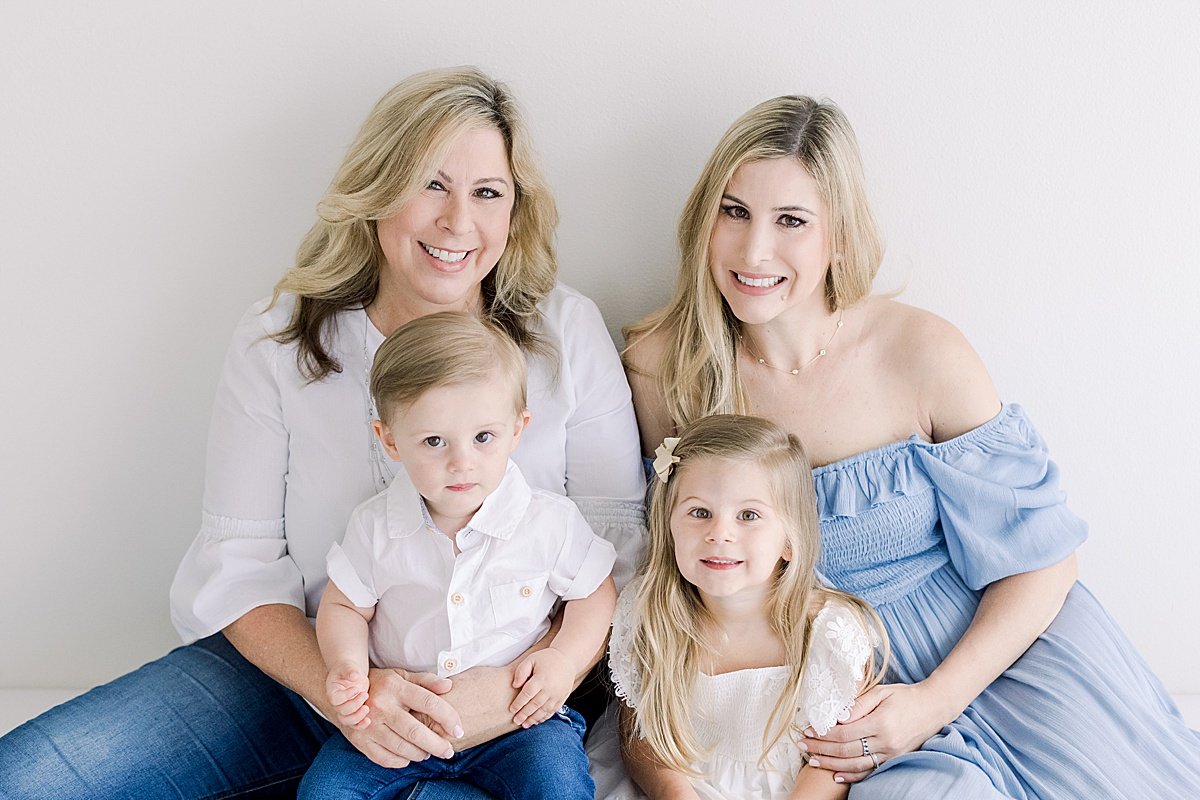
628, 415, 888, 773
625, 96, 883, 428
271, 66, 558, 381
370, 312, 527, 425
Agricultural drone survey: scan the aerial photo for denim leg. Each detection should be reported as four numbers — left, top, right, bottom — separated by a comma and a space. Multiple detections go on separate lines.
0, 634, 335, 799
454, 708, 593, 800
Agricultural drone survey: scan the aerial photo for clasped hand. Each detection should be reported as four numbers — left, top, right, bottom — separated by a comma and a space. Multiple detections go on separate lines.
802, 681, 952, 783
325, 665, 464, 769
508, 646, 574, 728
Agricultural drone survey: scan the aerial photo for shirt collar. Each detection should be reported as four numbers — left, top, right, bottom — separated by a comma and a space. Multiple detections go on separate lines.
385, 460, 532, 541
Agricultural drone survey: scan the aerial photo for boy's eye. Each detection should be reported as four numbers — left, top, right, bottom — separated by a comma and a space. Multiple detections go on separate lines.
474, 431, 494, 444
422, 436, 445, 448
687, 507, 711, 519
737, 509, 761, 521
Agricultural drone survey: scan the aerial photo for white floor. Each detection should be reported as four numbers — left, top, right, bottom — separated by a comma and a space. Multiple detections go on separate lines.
3, 688, 1199, 737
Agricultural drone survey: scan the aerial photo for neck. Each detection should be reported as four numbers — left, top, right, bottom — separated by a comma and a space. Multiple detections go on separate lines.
367, 277, 484, 337
740, 302, 844, 373
426, 502, 479, 541
699, 586, 773, 630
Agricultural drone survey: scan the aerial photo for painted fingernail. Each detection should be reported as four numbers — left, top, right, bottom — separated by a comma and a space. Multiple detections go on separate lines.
809, 758, 821, 768
835, 775, 845, 783
796, 741, 808, 752
804, 727, 815, 737
452, 725, 464, 739
442, 747, 454, 758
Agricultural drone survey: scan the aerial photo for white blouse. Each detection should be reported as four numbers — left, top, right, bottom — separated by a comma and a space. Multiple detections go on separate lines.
170, 284, 646, 643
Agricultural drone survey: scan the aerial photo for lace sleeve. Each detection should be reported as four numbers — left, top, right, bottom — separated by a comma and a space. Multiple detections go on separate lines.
607, 579, 643, 709
799, 601, 873, 736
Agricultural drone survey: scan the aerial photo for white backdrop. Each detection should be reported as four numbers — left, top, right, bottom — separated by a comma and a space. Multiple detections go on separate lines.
2, 2, 1198, 696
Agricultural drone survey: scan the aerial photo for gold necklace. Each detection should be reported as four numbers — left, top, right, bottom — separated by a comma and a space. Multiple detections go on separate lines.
740, 309, 845, 375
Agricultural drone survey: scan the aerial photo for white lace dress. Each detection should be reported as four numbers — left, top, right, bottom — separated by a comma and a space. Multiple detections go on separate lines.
605, 580, 872, 799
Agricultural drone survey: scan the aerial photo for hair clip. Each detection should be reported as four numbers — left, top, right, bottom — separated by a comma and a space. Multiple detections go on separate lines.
652, 437, 681, 484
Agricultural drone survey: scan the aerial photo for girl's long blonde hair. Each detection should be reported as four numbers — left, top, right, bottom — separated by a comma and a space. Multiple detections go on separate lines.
628, 415, 888, 773
271, 66, 558, 381
624, 96, 883, 429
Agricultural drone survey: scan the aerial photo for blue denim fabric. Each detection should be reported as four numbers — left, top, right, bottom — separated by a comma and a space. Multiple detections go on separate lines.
298, 708, 593, 800
0, 635, 489, 800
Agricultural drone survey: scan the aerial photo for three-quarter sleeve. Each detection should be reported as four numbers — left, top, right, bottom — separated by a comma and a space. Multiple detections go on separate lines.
911, 404, 1088, 590
169, 300, 302, 642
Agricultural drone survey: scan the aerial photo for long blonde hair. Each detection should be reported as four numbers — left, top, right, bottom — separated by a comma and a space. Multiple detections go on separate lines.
624, 96, 883, 428
629, 415, 888, 773
271, 66, 558, 381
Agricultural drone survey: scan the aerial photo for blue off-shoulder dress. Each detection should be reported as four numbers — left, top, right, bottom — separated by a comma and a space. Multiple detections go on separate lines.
814, 404, 1200, 799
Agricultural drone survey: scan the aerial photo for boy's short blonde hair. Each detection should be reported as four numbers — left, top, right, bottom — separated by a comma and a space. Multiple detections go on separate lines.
370, 312, 528, 424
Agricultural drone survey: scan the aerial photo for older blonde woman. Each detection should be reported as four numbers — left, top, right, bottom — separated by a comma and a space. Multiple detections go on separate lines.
0, 67, 645, 800
624, 95, 1200, 798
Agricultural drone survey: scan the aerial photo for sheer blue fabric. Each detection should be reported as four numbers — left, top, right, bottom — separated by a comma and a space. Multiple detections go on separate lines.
812, 404, 1200, 798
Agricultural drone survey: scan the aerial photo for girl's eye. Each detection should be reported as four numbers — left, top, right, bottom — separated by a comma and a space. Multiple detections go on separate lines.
474, 431, 495, 444
474, 186, 503, 200
720, 203, 750, 220
422, 436, 445, 448
737, 509, 761, 521
426, 180, 446, 192
687, 507, 712, 519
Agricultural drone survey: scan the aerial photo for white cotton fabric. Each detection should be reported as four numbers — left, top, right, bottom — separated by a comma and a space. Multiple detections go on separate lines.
169, 285, 646, 643
326, 460, 615, 677
605, 581, 872, 799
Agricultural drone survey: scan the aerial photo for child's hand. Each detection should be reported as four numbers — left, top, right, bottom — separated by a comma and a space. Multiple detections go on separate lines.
508, 647, 574, 728
326, 664, 372, 730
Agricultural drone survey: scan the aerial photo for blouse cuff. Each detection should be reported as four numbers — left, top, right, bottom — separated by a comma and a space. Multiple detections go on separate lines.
169, 512, 304, 643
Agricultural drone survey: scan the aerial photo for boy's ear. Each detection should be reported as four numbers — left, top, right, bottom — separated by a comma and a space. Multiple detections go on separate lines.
372, 420, 401, 461
512, 408, 532, 441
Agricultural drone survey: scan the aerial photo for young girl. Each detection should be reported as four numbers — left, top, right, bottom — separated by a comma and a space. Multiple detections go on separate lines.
610, 415, 887, 800
299, 312, 617, 800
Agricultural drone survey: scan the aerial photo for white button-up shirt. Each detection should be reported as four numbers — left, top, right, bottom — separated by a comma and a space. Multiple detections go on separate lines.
169, 285, 646, 643
326, 460, 616, 677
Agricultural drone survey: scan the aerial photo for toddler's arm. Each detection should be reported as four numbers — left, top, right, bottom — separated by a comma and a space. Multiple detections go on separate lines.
509, 575, 616, 727
316, 580, 376, 729
788, 764, 850, 800
618, 704, 702, 800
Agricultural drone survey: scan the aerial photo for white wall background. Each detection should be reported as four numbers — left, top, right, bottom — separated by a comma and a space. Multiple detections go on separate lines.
2, 2, 1198, 697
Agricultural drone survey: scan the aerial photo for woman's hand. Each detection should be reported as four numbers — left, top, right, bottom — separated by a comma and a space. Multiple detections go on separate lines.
337, 667, 464, 769
802, 681, 953, 783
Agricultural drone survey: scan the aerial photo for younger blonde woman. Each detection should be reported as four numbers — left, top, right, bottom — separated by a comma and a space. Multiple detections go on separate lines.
610, 415, 886, 800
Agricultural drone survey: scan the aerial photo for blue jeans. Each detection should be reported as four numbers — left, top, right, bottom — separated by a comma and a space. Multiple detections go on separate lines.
298, 708, 592, 800
0, 635, 491, 799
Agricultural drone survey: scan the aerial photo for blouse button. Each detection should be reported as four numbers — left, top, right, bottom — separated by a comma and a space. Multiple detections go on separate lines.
444, 658, 457, 671
520, 586, 533, 597
450, 592, 464, 605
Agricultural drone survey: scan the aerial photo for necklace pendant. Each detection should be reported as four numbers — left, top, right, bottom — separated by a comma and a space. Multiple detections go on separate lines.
790, 368, 799, 375
758, 358, 766, 365
818, 349, 827, 356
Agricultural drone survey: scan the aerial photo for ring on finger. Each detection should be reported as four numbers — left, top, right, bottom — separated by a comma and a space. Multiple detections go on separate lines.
869, 751, 880, 769
860, 737, 881, 770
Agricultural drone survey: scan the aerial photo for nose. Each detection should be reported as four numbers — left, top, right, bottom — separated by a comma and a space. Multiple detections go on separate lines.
437, 192, 474, 237
447, 442, 475, 474
740, 221, 773, 270
704, 518, 736, 544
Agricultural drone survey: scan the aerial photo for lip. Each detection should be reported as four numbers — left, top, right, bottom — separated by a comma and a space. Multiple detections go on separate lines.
446, 483, 478, 492
700, 557, 743, 571
728, 271, 786, 296
419, 241, 475, 274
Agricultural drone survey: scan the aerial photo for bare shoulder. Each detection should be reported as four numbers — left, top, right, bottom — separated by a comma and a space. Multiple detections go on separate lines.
621, 317, 677, 455
865, 299, 1001, 442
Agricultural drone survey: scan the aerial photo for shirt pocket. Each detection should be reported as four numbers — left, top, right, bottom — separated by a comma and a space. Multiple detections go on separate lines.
489, 575, 549, 638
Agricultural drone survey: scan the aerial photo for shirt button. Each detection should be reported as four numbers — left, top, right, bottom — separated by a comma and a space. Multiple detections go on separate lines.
444, 659, 457, 671
520, 585, 533, 597
450, 592, 464, 604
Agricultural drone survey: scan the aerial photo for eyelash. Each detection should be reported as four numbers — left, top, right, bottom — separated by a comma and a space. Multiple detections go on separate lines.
719, 204, 807, 229
425, 180, 504, 200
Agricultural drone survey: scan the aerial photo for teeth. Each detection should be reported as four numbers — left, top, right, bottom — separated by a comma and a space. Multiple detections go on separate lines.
704, 558, 739, 564
421, 243, 469, 263
735, 273, 784, 288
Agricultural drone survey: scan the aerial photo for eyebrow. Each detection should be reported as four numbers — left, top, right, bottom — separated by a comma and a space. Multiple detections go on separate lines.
436, 170, 511, 188
676, 495, 774, 507
722, 192, 817, 216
